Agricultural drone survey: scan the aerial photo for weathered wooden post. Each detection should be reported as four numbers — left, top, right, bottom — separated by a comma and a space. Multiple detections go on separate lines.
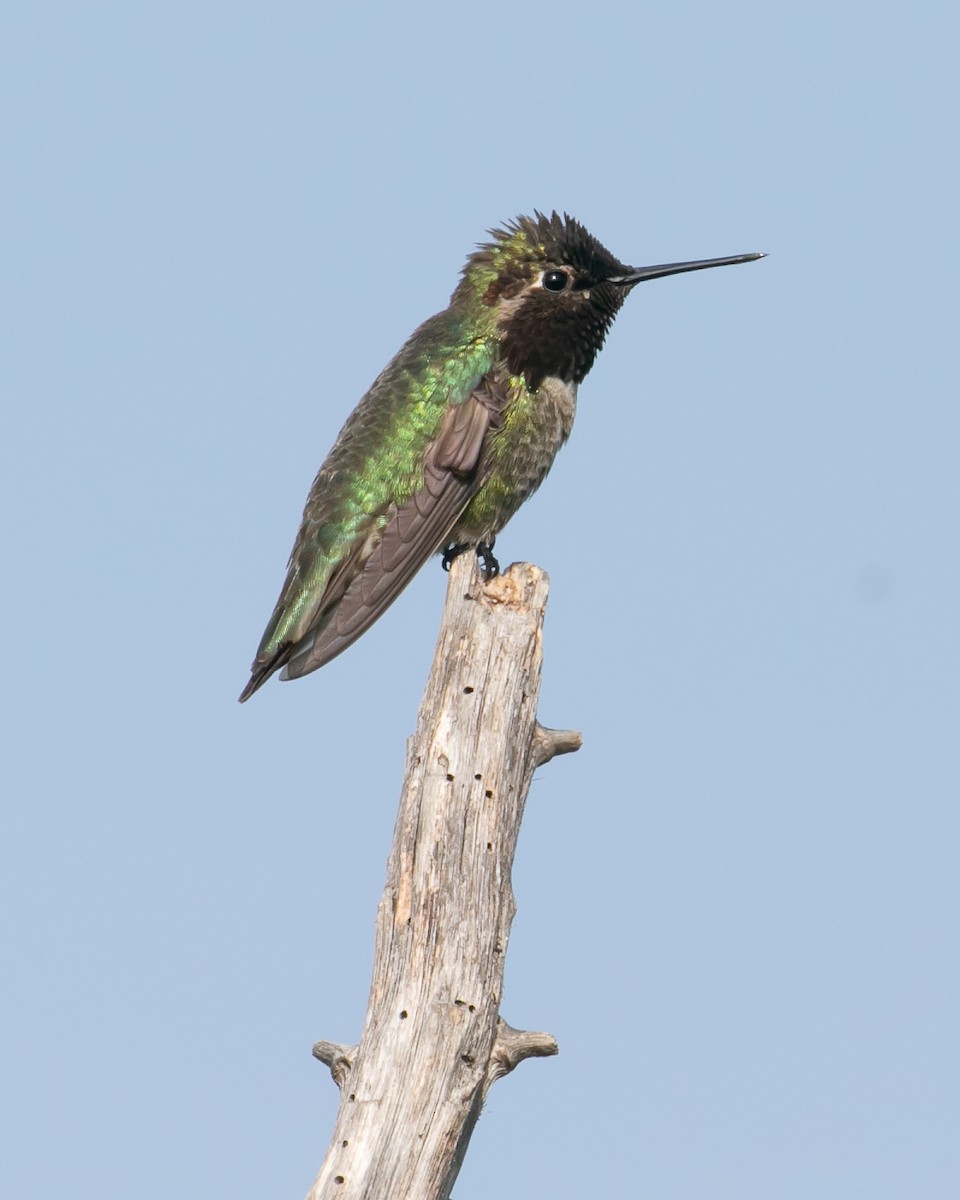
307, 553, 580, 1199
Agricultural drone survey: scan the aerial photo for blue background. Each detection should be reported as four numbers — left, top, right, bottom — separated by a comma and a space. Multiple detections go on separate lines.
3, 2, 958, 1196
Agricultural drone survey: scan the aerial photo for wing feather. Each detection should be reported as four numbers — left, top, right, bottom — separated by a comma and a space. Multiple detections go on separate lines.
279, 385, 499, 680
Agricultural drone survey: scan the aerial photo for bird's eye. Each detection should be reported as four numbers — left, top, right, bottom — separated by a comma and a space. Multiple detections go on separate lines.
541, 269, 570, 292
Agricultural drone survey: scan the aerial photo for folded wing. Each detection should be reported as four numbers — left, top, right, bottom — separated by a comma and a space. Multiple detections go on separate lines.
239, 380, 504, 700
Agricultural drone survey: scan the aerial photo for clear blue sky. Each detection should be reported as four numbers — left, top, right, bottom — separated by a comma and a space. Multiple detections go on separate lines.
3, 2, 958, 1197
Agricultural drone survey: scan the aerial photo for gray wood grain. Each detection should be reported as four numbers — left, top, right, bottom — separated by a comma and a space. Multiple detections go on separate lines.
306, 554, 580, 1199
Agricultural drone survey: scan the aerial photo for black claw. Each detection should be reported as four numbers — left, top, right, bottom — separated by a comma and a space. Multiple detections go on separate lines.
441, 543, 469, 572
476, 541, 499, 580
442, 540, 499, 579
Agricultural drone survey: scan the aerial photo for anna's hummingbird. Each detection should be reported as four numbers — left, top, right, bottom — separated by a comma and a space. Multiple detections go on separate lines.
239, 212, 762, 701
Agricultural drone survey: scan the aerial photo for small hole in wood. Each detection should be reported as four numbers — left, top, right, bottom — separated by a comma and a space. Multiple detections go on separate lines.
468, 1005, 476, 1013
485, 789, 493, 798
461, 1053, 475, 1064
348, 1093, 356, 1102
463, 686, 474, 694
474, 773, 482, 780
399, 1010, 408, 1019
446, 773, 455, 782
342, 1140, 348, 1148
334, 1175, 345, 1185
486, 842, 493, 851
454, 998, 465, 1007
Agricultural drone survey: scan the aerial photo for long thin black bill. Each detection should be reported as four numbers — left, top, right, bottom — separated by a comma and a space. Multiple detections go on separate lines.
609, 252, 766, 287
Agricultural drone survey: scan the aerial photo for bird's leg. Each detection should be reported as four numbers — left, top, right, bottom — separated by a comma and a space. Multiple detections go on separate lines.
475, 540, 499, 579
441, 540, 499, 579
441, 542, 469, 572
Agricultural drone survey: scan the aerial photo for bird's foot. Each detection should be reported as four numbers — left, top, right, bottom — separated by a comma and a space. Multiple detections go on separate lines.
476, 541, 499, 579
441, 540, 499, 580
441, 542, 469, 571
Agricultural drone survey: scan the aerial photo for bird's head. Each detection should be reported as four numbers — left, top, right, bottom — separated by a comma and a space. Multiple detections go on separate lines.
454, 211, 763, 389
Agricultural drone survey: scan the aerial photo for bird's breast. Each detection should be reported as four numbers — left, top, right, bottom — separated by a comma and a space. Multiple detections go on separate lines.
451, 375, 578, 543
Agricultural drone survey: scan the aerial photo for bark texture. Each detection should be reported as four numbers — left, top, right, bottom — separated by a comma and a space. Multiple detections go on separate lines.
306, 555, 580, 1199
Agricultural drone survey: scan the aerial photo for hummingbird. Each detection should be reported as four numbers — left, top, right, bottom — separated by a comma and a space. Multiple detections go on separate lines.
239, 212, 763, 701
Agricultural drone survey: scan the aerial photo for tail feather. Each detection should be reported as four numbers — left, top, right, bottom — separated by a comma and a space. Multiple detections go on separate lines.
238, 644, 293, 703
